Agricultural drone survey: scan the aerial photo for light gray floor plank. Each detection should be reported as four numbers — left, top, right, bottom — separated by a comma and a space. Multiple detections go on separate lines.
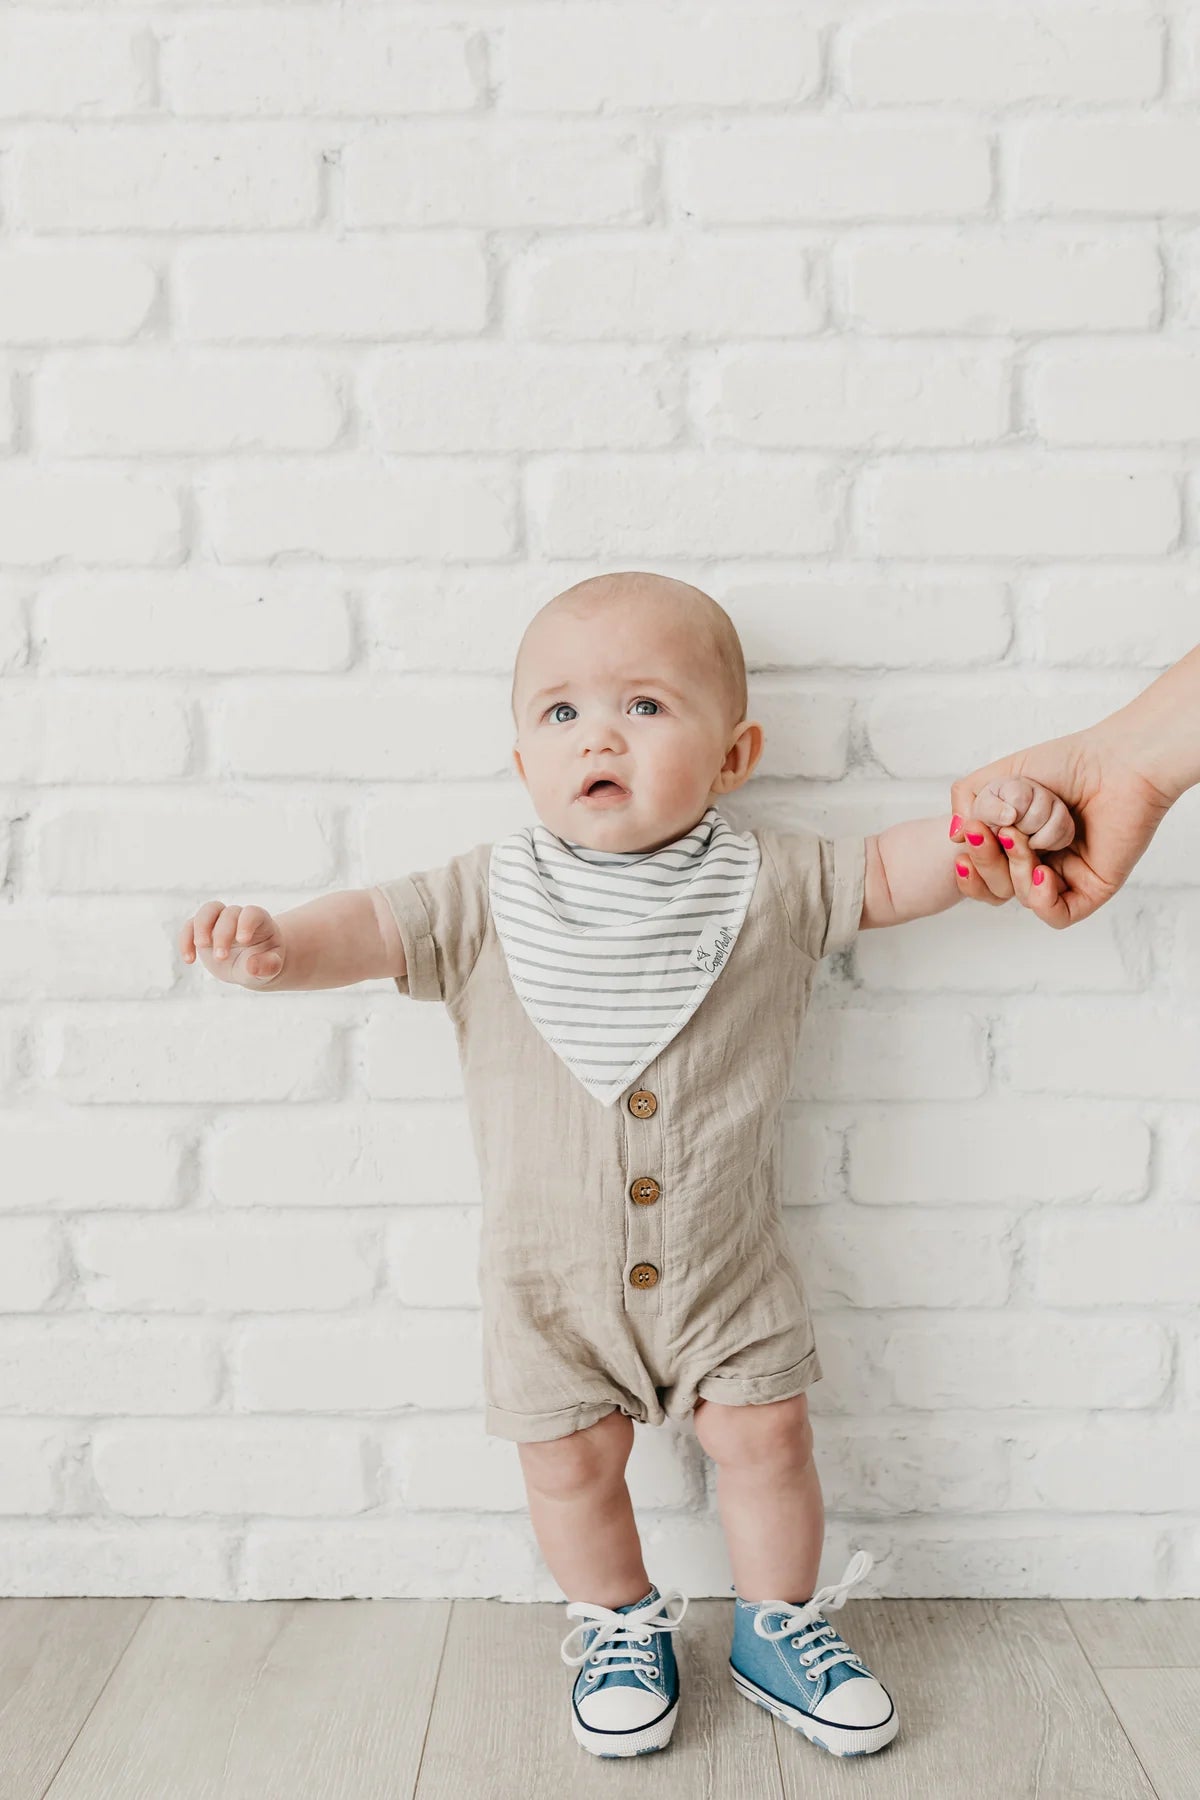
414, 1598, 785, 1799
1096, 1666, 1200, 1800
768, 1600, 1160, 1800
0, 1598, 147, 1800
1062, 1600, 1200, 1669
43, 1597, 449, 1800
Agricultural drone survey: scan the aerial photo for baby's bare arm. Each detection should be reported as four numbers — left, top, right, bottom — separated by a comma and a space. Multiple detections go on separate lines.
180, 888, 407, 990
861, 818, 961, 929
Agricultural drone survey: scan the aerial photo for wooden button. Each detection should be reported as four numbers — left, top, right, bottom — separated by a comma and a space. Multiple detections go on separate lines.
629, 1262, 659, 1289
628, 1089, 657, 1118
630, 1177, 660, 1206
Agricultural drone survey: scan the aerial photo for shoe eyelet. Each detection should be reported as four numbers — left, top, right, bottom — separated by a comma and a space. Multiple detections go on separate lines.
791, 1637, 802, 1649
586, 1670, 598, 1681
805, 1670, 818, 1682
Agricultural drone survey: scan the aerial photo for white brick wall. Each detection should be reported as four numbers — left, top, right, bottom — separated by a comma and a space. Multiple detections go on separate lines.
1, 0, 1197, 1605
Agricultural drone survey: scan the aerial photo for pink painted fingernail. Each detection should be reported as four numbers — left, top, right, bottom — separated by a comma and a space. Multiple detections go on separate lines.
955, 861, 970, 878
998, 835, 1014, 849
966, 832, 985, 846
949, 814, 962, 837
1033, 866, 1045, 886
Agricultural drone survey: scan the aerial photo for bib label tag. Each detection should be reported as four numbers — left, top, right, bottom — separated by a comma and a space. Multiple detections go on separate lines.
690, 917, 735, 976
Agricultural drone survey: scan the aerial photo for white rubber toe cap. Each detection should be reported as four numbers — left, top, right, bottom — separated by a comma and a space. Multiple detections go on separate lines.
577, 1686, 667, 1732
812, 1675, 893, 1728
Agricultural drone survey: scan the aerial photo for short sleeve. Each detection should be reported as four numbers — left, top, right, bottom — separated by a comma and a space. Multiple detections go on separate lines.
370, 840, 493, 1005
759, 826, 867, 962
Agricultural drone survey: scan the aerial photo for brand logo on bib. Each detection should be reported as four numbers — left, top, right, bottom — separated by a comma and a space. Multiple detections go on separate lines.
691, 918, 735, 975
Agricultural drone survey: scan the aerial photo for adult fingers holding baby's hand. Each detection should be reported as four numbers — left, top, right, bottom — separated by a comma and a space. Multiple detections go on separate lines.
954, 819, 1016, 904
991, 825, 1072, 929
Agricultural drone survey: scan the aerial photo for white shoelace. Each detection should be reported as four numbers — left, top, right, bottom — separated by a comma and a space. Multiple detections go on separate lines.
561, 1588, 689, 1686
751, 1549, 873, 1681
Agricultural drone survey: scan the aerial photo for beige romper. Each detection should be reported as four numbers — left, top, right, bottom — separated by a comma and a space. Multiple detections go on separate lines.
373, 822, 867, 1445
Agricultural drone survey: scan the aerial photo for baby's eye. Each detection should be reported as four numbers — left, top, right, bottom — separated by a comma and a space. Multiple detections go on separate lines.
548, 702, 577, 724
630, 698, 660, 715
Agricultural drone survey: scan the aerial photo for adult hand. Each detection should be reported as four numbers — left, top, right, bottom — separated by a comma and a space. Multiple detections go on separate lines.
950, 725, 1176, 929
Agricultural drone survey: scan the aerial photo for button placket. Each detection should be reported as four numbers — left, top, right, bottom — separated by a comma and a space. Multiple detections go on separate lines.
624, 1082, 664, 1305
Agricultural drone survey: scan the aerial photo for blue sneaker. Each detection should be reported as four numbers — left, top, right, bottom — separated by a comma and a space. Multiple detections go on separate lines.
560, 1583, 688, 1758
730, 1550, 898, 1758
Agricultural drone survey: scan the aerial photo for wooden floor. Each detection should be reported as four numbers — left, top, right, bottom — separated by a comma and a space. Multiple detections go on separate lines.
2, 1594, 1197, 1798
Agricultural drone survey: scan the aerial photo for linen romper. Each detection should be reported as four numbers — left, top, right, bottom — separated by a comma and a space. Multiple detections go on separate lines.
373, 822, 867, 1445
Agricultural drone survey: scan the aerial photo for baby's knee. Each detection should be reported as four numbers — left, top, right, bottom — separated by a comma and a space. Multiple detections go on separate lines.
516, 1406, 633, 1500
692, 1391, 814, 1471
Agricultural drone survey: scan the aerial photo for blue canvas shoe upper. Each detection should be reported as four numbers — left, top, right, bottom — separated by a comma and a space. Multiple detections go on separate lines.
730, 1550, 895, 1740
560, 1583, 687, 1751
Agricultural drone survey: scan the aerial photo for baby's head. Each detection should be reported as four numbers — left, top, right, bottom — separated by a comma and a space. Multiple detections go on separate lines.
509, 571, 763, 852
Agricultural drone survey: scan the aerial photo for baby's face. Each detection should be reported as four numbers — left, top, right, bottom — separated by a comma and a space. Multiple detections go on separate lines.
511, 602, 754, 852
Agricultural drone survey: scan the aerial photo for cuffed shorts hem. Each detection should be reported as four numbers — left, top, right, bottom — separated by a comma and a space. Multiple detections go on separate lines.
485, 1396, 631, 1443
693, 1343, 822, 1408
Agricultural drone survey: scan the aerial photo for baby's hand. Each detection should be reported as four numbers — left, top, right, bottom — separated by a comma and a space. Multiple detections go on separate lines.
950, 776, 1075, 918
178, 901, 287, 987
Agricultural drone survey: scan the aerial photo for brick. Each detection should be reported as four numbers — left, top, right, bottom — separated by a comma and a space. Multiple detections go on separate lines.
387, 1208, 481, 1307
3, 899, 182, 1003
40, 577, 354, 672
0, 1319, 220, 1414
209, 1106, 482, 1210
368, 346, 681, 451
701, 345, 1010, 447
0, 1114, 186, 1211
0, 686, 190, 782
511, 233, 822, 340
849, 1101, 1151, 1206
0, 16, 149, 115
235, 1312, 483, 1412
0, 1424, 66, 1513
793, 1005, 989, 1101
1029, 343, 1200, 443
203, 464, 517, 562
218, 677, 508, 779
37, 353, 345, 455
790, 1206, 1013, 1308
345, 124, 649, 227
528, 454, 844, 557
41, 1011, 340, 1105
0, 470, 183, 564
1012, 118, 1200, 216
865, 676, 1142, 777
1030, 1213, 1200, 1306
1027, 569, 1200, 666
885, 1318, 1170, 1408
1012, 1420, 1200, 1511
854, 891, 1136, 992
164, 15, 478, 115
860, 459, 1180, 558
75, 1216, 380, 1311
495, 8, 820, 110
179, 240, 488, 340
816, 1420, 1008, 1513
845, 11, 1162, 104
998, 998, 1200, 1099
719, 572, 1011, 668
16, 127, 321, 232
842, 231, 1161, 333
37, 801, 336, 892
0, 1221, 62, 1310
92, 1421, 371, 1516
675, 121, 991, 221
0, 248, 155, 343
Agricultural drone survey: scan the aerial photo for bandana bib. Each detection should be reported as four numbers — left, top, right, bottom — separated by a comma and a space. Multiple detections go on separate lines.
488, 804, 761, 1107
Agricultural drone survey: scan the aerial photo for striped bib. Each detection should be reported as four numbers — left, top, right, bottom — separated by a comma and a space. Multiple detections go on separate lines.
488, 805, 761, 1107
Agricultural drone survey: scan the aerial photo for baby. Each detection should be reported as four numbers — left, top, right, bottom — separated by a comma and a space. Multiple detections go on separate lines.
180, 571, 1074, 1764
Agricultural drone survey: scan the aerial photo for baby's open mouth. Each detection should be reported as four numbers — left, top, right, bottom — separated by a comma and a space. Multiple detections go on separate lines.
580, 779, 629, 798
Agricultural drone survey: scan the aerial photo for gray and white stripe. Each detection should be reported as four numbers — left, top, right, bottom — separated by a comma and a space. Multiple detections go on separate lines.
488, 804, 761, 1108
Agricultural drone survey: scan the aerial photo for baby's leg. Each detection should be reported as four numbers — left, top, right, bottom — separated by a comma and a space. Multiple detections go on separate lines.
692, 1392, 823, 1602
517, 1408, 652, 1606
